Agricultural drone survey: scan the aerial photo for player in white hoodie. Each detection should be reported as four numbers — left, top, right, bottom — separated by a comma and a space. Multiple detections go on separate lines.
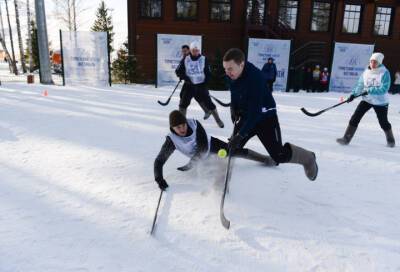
337, 52, 395, 147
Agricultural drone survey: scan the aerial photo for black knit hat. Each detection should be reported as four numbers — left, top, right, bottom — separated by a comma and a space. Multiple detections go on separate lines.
169, 110, 187, 127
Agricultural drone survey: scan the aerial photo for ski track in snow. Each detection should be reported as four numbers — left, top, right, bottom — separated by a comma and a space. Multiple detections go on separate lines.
1, 82, 400, 272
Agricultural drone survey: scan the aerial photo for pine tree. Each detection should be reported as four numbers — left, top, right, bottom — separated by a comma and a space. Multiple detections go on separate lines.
112, 41, 137, 83
25, 20, 39, 71
208, 49, 228, 90
91, 0, 114, 53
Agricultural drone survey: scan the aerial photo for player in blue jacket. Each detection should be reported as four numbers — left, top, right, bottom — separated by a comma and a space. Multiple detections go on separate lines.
222, 48, 318, 181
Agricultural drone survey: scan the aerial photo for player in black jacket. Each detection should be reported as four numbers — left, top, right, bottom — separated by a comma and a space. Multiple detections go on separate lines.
175, 42, 224, 128
177, 44, 211, 120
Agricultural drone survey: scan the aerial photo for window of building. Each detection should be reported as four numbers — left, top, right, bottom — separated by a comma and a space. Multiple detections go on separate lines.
311, 1, 331, 32
342, 4, 362, 33
247, 0, 266, 25
278, 0, 298, 30
176, 0, 198, 20
374, 7, 392, 36
210, 0, 231, 22
139, 0, 162, 18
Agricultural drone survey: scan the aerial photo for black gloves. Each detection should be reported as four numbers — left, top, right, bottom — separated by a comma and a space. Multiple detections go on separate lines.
155, 177, 169, 191
228, 134, 244, 151
347, 94, 355, 103
177, 161, 193, 171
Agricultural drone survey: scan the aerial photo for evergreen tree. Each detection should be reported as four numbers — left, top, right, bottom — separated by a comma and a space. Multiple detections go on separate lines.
91, 0, 114, 53
25, 20, 39, 71
208, 49, 228, 91
112, 41, 137, 83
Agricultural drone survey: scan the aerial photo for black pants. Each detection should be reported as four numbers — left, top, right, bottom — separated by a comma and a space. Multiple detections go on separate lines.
237, 115, 291, 164
179, 83, 216, 110
267, 80, 274, 92
320, 83, 328, 92
349, 100, 391, 131
312, 80, 320, 92
210, 137, 253, 158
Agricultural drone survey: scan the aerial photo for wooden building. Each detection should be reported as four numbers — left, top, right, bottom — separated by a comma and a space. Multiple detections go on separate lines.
128, 0, 400, 83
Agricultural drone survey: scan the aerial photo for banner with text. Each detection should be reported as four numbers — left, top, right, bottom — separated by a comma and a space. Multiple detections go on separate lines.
61, 31, 109, 86
329, 42, 375, 93
247, 38, 291, 91
157, 34, 202, 88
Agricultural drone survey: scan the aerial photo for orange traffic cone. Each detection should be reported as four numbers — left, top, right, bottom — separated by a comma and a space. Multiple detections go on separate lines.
43, 90, 48, 96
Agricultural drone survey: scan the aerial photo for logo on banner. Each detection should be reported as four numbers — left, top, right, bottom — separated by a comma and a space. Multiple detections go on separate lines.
347, 56, 360, 66
263, 45, 274, 53
162, 38, 172, 44
338, 45, 347, 52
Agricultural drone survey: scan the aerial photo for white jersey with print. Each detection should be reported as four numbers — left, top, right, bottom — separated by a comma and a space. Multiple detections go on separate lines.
362, 66, 389, 105
168, 119, 211, 158
184, 55, 206, 85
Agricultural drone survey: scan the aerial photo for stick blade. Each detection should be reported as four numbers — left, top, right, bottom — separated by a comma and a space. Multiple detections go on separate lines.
220, 210, 230, 229
157, 98, 170, 106
150, 226, 156, 236
300, 107, 321, 117
220, 192, 231, 229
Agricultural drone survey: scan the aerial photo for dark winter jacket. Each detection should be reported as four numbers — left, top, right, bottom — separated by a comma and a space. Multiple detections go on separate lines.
227, 61, 277, 137
261, 62, 277, 82
175, 54, 211, 85
154, 120, 208, 181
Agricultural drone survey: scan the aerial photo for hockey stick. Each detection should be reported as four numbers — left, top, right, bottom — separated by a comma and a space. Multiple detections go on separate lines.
301, 91, 367, 117
157, 80, 182, 106
220, 121, 238, 229
210, 95, 231, 107
150, 190, 164, 235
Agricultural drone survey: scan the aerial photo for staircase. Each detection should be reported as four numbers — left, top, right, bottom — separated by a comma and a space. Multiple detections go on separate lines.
291, 41, 327, 70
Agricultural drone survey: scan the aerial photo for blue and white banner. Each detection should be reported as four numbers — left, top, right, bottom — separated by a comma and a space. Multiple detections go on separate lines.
157, 34, 201, 88
329, 42, 375, 93
61, 31, 109, 86
247, 38, 291, 91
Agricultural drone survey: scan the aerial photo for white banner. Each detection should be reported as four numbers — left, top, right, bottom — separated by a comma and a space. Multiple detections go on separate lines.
329, 42, 375, 93
247, 38, 291, 91
157, 34, 201, 88
61, 31, 109, 86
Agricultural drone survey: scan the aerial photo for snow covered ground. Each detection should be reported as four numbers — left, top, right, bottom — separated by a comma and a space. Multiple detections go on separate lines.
1, 81, 400, 272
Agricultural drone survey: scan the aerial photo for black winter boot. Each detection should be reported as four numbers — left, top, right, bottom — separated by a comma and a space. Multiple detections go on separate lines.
287, 143, 318, 181
199, 103, 211, 120
384, 129, 395, 148
336, 125, 357, 145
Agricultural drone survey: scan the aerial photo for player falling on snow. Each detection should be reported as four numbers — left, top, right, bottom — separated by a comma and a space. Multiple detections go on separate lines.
154, 110, 275, 190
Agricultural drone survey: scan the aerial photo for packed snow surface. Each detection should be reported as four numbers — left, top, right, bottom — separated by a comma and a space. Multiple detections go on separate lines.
1, 82, 400, 272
